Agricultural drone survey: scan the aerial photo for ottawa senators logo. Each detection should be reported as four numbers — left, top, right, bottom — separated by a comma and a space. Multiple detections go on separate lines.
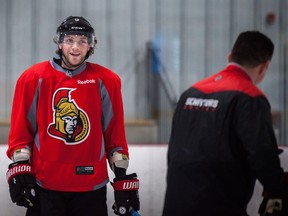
47, 88, 90, 145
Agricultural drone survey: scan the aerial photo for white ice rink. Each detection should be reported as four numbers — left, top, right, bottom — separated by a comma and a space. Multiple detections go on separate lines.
1, 144, 288, 216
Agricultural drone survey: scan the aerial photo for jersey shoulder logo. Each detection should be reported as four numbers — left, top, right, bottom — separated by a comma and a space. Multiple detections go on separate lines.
47, 88, 90, 145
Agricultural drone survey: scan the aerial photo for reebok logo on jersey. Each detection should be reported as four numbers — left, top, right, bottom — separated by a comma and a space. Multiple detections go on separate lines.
184, 97, 219, 111
77, 79, 96, 85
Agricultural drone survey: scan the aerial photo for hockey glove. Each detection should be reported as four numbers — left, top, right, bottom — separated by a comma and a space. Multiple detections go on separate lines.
258, 198, 287, 216
6, 161, 38, 208
111, 173, 140, 216
258, 197, 288, 216
259, 173, 288, 216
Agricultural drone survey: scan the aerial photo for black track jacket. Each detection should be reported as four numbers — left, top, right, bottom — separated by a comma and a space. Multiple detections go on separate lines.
163, 63, 286, 216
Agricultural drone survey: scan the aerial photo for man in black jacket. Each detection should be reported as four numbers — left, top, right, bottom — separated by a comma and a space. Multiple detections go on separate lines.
162, 31, 288, 216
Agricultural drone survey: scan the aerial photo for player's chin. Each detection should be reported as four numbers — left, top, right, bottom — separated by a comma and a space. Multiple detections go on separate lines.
69, 58, 84, 66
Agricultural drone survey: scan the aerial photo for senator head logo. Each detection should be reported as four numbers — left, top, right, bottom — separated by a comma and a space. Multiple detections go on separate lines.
48, 88, 90, 145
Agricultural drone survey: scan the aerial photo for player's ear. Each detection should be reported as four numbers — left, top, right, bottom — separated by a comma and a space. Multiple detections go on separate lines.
255, 61, 269, 85
228, 52, 232, 62
258, 61, 269, 77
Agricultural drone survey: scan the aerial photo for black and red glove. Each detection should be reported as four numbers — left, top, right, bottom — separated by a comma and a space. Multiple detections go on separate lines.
6, 161, 38, 208
111, 173, 140, 216
258, 198, 287, 216
259, 173, 288, 216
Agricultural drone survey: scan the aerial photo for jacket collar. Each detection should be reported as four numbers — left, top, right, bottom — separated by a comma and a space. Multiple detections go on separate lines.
226, 62, 252, 82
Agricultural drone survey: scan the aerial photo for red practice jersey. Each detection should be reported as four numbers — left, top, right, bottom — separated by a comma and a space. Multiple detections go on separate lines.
7, 59, 129, 192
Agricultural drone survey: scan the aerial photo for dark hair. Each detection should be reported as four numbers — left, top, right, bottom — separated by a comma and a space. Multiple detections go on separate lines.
230, 31, 274, 67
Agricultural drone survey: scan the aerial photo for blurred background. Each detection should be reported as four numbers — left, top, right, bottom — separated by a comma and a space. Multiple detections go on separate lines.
1, 0, 288, 215
1, 0, 288, 144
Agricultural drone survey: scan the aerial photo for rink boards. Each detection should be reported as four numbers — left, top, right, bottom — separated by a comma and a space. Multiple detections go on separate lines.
1, 144, 287, 216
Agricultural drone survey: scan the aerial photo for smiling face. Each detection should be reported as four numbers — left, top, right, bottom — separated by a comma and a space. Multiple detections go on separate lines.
59, 35, 91, 70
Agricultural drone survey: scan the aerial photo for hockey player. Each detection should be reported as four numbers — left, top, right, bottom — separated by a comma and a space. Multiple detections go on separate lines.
6, 16, 140, 216
162, 31, 288, 216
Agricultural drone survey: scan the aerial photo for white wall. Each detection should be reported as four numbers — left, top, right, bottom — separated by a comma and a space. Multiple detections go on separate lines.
0, 144, 167, 216
1, 144, 288, 216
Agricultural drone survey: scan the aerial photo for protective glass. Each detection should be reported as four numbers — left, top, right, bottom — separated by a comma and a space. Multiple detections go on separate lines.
62, 35, 89, 47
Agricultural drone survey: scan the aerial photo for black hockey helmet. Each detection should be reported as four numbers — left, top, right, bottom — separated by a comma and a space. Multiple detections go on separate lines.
54, 16, 97, 48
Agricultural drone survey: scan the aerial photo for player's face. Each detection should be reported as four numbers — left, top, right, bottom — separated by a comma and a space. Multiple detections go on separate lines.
59, 35, 91, 70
